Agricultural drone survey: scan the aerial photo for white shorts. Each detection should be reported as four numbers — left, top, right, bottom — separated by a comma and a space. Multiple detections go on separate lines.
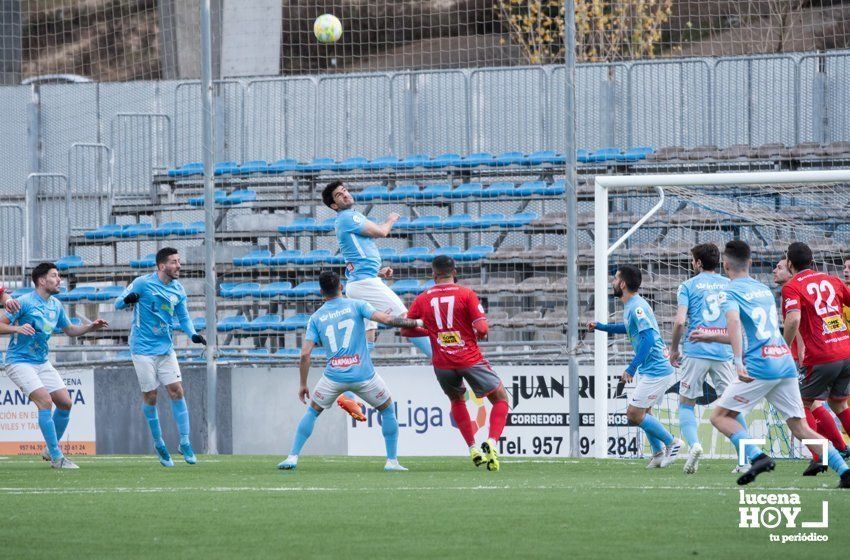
715, 376, 806, 421
132, 352, 182, 393
5, 362, 65, 396
311, 373, 392, 409
344, 277, 408, 330
629, 373, 674, 409
678, 357, 736, 399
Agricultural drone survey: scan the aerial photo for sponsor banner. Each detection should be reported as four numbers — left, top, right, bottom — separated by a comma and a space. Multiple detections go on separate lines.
346, 365, 639, 457
0, 368, 96, 455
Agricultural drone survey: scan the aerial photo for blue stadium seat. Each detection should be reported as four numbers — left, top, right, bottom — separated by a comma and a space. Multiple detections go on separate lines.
546, 180, 566, 196
434, 246, 463, 258
482, 182, 515, 197
423, 153, 461, 169
192, 317, 206, 332
246, 348, 273, 362
576, 149, 592, 163
268, 159, 298, 173
379, 247, 397, 261
115, 223, 154, 238
168, 162, 203, 177
617, 146, 654, 162
233, 250, 272, 267
245, 314, 284, 332
217, 315, 249, 332
183, 221, 205, 235
322, 253, 346, 265
391, 279, 421, 295
297, 157, 335, 173
214, 161, 240, 176
441, 214, 474, 229
334, 157, 370, 171
445, 182, 483, 199
282, 313, 311, 330
237, 160, 268, 175
56, 255, 84, 271
130, 254, 156, 268
230, 283, 261, 298
456, 245, 495, 261
587, 148, 622, 162
387, 184, 420, 200
267, 250, 302, 266
397, 154, 431, 170
288, 281, 321, 297
470, 213, 506, 229
188, 190, 228, 206
150, 221, 184, 238
311, 347, 327, 358
222, 189, 257, 205
524, 150, 565, 165
417, 184, 452, 199
59, 286, 97, 302
516, 181, 549, 196
365, 156, 401, 170
307, 217, 336, 232
52, 286, 70, 301
293, 250, 332, 265
355, 185, 389, 201
11, 287, 33, 298
69, 317, 82, 326
275, 348, 300, 358
259, 282, 293, 298
92, 285, 125, 301
85, 224, 123, 239
219, 282, 240, 298
505, 211, 539, 227
395, 246, 432, 263
493, 151, 526, 166
400, 215, 440, 231
457, 152, 495, 168
278, 217, 316, 234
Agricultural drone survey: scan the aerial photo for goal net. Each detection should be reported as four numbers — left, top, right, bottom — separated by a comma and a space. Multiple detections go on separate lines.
591, 170, 850, 460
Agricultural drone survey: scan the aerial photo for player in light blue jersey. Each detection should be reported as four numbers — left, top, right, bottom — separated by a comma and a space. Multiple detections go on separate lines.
0, 263, 108, 469
589, 265, 683, 468
277, 271, 424, 472
670, 243, 746, 475
115, 247, 207, 467
695, 240, 850, 487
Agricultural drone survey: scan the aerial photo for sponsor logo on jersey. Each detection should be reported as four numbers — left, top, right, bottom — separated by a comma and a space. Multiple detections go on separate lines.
694, 326, 728, 336
353, 213, 363, 224
330, 354, 361, 368
762, 344, 790, 358
635, 307, 646, 318
437, 331, 464, 347
823, 314, 847, 334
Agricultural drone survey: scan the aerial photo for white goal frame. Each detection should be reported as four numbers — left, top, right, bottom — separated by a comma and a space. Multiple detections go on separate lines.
592, 169, 850, 459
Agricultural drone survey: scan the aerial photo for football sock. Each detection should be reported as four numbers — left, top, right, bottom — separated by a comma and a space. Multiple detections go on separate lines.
380, 406, 399, 460
342, 391, 357, 400
410, 336, 432, 358
730, 428, 762, 463
804, 408, 822, 462
836, 408, 850, 438
143, 403, 164, 446
450, 399, 476, 446
53, 407, 71, 441
647, 434, 664, 455
639, 415, 674, 446
488, 399, 509, 441
826, 445, 850, 476
38, 409, 62, 461
736, 412, 748, 431
812, 406, 847, 451
170, 398, 191, 446
678, 403, 699, 447
290, 407, 320, 455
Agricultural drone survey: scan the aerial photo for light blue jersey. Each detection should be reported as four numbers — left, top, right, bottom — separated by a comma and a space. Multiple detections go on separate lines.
5, 291, 70, 365
624, 295, 674, 377
335, 209, 381, 281
677, 272, 733, 361
720, 277, 796, 380
306, 297, 376, 383
115, 273, 196, 356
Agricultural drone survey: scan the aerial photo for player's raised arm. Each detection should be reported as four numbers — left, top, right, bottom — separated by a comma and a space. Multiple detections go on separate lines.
587, 321, 627, 334
370, 310, 423, 330
359, 212, 400, 238
62, 318, 109, 337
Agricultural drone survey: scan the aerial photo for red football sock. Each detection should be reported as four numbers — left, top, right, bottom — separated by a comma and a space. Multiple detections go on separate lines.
837, 408, 850, 440
450, 399, 476, 446
488, 400, 509, 441
812, 406, 847, 451
804, 408, 821, 462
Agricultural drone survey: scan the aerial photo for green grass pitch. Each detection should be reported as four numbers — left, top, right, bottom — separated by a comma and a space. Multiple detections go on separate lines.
0, 454, 846, 558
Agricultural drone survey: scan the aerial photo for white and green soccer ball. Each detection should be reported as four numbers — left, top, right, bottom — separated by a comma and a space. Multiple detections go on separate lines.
313, 14, 343, 44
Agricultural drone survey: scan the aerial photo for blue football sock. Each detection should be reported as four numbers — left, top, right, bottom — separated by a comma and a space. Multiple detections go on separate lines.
827, 445, 849, 476
678, 403, 699, 447
736, 412, 748, 432
380, 406, 399, 460
53, 408, 71, 441
170, 398, 191, 446
38, 409, 62, 461
410, 336, 432, 358
730, 428, 762, 463
143, 403, 164, 446
290, 407, 320, 455
639, 415, 674, 447
647, 433, 664, 454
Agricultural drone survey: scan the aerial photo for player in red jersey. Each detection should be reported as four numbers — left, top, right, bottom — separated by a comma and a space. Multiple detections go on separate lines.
0, 284, 20, 313
781, 242, 850, 466
400, 255, 509, 471
844, 256, 850, 327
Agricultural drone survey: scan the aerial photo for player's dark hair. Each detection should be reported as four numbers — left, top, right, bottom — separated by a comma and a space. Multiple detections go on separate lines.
31, 262, 57, 286
322, 180, 344, 209
616, 264, 642, 292
691, 243, 720, 271
786, 242, 814, 272
723, 239, 751, 271
432, 255, 456, 277
319, 270, 341, 296
156, 247, 179, 266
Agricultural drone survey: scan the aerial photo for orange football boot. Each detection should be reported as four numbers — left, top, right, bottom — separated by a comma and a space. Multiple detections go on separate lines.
337, 395, 366, 421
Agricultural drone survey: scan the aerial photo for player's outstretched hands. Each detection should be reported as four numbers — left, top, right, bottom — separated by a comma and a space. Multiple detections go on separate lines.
15, 323, 35, 336
586, 321, 597, 332
620, 370, 633, 384
378, 266, 394, 279
4, 298, 21, 314
191, 334, 207, 345
298, 384, 310, 404
123, 292, 140, 305
89, 318, 109, 331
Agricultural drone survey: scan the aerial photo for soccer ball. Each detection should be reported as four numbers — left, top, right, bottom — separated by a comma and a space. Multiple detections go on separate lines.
313, 14, 342, 44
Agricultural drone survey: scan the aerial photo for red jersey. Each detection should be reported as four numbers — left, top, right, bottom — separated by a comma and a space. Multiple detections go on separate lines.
781, 270, 850, 367
406, 283, 486, 369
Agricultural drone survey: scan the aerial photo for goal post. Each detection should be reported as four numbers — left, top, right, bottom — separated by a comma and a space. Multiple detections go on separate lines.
592, 169, 850, 459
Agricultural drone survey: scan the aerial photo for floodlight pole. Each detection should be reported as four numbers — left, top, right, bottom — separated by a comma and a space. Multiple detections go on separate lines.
200, 0, 218, 454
